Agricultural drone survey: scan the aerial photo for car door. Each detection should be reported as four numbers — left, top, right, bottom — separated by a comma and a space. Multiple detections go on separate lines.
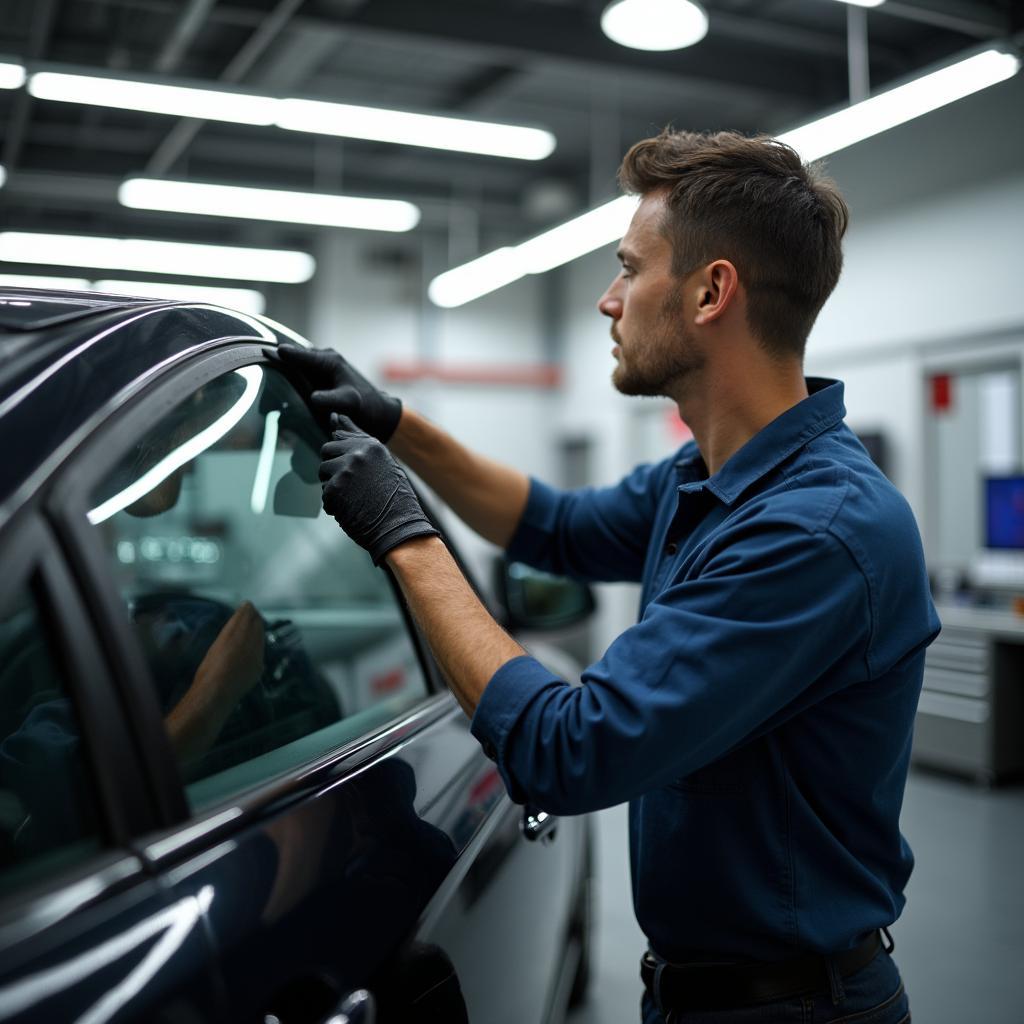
51, 341, 585, 1023
0, 511, 224, 1024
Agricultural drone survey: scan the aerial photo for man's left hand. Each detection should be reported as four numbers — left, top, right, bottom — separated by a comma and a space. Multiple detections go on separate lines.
320, 414, 440, 565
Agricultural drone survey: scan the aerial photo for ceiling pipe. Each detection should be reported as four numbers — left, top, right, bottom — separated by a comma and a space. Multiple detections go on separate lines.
145, 0, 306, 177
154, 0, 221, 73
847, 6, 871, 104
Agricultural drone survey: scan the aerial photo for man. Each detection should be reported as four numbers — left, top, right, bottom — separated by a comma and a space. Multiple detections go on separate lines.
280, 129, 939, 1023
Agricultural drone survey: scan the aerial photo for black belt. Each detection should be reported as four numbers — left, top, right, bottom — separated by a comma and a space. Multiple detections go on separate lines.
641, 929, 889, 1015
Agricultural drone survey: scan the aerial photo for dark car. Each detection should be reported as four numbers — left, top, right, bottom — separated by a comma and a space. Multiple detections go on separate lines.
0, 287, 594, 1024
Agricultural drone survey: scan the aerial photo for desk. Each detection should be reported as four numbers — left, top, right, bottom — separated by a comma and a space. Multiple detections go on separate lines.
914, 605, 1024, 785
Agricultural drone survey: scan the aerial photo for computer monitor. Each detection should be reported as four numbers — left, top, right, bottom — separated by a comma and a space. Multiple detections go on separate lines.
984, 475, 1024, 550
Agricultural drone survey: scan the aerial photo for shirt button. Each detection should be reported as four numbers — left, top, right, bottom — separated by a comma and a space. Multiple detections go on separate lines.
665, 541, 678, 555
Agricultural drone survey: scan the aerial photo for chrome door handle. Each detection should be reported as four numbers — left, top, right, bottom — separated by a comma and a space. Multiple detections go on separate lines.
522, 807, 558, 843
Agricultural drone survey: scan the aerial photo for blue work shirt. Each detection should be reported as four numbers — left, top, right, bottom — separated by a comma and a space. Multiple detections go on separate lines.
471, 378, 940, 962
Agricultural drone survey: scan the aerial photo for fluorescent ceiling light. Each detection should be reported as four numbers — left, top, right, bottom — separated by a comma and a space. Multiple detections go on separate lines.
119, 178, 420, 232
429, 196, 639, 308
29, 71, 276, 125
0, 273, 92, 290
0, 62, 26, 90
429, 248, 529, 308
276, 99, 555, 161
430, 47, 1020, 307
832, 0, 885, 7
0, 232, 315, 284
88, 366, 263, 525
780, 49, 1020, 162
517, 196, 639, 274
92, 280, 266, 314
27, 68, 555, 161
601, 0, 708, 51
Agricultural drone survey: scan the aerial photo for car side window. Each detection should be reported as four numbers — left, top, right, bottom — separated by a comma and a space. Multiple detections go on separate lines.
0, 576, 104, 894
86, 363, 430, 811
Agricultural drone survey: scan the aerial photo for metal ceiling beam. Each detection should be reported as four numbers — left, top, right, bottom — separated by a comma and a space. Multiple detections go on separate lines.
874, 0, 1011, 39
0, 168, 526, 231
145, 0, 307, 177
1, 0, 59, 174
17, 111, 542, 193
153, 0, 220, 73
709, 8, 904, 66
73, 0, 1015, 45
309, 0, 839, 102
73, 0, 838, 108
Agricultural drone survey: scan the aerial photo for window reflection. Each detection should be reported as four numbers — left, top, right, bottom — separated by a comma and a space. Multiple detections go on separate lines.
89, 365, 429, 807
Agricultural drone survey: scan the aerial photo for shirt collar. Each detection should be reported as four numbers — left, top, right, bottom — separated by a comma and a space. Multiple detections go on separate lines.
674, 378, 846, 507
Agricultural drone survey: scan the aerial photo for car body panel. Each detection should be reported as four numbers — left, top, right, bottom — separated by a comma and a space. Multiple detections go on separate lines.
0, 287, 592, 1023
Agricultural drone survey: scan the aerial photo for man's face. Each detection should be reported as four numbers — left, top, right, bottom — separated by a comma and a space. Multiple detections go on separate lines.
597, 191, 704, 397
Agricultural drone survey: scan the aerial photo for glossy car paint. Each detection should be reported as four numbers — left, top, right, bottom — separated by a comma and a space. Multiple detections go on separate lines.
0, 289, 591, 1023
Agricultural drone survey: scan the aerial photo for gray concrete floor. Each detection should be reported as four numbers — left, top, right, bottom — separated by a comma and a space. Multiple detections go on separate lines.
567, 769, 1024, 1024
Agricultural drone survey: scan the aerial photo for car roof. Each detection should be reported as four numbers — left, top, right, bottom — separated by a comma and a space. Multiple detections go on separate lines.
0, 288, 155, 333
0, 286, 295, 519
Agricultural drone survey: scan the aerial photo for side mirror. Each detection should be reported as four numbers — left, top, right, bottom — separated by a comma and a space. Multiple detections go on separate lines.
495, 559, 595, 632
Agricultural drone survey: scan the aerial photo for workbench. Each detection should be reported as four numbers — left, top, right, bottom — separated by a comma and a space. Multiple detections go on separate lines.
914, 605, 1024, 785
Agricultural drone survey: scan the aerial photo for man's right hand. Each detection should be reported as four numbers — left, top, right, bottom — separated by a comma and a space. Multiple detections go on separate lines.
277, 343, 402, 443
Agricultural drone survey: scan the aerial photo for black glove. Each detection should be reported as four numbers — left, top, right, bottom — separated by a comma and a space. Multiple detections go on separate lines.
277, 343, 402, 443
320, 414, 440, 565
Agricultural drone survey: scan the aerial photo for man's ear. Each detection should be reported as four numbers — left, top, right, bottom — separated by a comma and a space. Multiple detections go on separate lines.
694, 260, 739, 326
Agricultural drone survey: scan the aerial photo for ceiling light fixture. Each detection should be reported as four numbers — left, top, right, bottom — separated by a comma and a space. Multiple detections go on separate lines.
831, 0, 885, 8
429, 47, 1020, 307
29, 71, 277, 125
0, 165, 6, 189
91, 280, 266, 314
27, 68, 556, 161
0, 273, 92, 291
0, 62, 26, 90
429, 196, 639, 308
119, 178, 421, 232
778, 48, 1020, 161
275, 98, 555, 160
0, 232, 316, 284
600, 0, 708, 52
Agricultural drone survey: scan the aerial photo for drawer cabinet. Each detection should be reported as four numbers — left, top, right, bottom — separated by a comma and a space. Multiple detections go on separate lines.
912, 621, 1024, 785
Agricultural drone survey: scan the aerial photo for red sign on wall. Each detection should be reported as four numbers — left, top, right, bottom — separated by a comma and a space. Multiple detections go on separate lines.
931, 374, 953, 413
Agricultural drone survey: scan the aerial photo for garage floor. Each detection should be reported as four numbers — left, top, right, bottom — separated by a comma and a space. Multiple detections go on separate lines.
567, 769, 1024, 1024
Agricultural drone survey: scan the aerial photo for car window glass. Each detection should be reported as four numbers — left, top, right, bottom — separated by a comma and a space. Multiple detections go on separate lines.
0, 577, 104, 895
86, 363, 429, 811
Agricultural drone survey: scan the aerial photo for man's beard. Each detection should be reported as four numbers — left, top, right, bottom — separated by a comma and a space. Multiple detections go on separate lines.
611, 287, 704, 397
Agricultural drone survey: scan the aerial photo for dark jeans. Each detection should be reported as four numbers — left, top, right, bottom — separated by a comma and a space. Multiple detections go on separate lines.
641, 949, 910, 1024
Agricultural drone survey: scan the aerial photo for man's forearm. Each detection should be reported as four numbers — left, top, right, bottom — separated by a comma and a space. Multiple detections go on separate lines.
388, 408, 531, 549
386, 536, 525, 716
165, 676, 236, 763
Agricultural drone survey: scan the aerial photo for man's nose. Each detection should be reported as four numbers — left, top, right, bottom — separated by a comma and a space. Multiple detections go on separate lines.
598, 285, 622, 319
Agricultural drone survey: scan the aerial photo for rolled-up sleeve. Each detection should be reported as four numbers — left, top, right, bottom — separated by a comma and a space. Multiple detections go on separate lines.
473, 520, 873, 815
506, 457, 674, 584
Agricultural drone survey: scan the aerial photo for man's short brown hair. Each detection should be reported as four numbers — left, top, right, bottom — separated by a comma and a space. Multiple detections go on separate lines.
618, 129, 849, 360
